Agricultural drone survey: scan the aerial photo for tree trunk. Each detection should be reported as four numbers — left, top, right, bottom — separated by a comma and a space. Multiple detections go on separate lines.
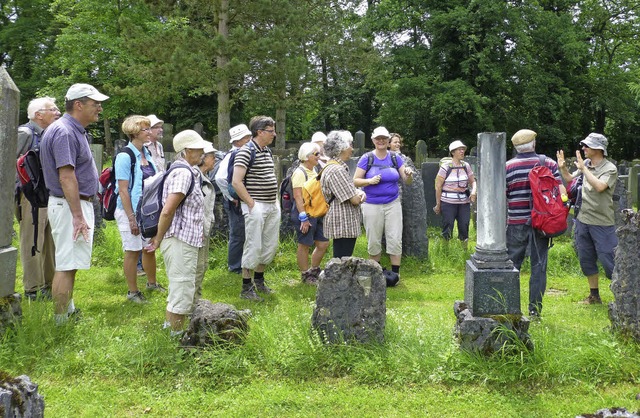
276, 106, 286, 149
216, 0, 231, 151
103, 118, 112, 157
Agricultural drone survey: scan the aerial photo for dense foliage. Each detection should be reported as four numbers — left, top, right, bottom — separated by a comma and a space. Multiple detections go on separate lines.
2, 0, 640, 158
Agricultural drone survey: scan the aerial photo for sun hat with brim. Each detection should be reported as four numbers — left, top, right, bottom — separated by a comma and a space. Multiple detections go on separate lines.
580, 133, 608, 156
173, 130, 209, 153
511, 129, 537, 146
65, 83, 109, 102
311, 132, 327, 143
229, 124, 252, 144
203, 142, 217, 154
449, 140, 467, 152
371, 126, 391, 139
147, 114, 163, 128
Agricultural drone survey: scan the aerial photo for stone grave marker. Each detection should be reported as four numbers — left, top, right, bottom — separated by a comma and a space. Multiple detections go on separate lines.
400, 156, 428, 258
422, 160, 442, 228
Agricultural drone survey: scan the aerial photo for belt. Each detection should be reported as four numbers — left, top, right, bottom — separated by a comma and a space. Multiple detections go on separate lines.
52, 195, 94, 202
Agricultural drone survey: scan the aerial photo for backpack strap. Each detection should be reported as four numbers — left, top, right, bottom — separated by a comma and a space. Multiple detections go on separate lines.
364, 151, 399, 175
123, 147, 136, 192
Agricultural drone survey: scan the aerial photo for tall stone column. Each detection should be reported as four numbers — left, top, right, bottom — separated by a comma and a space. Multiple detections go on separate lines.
0, 68, 22, 335
454, 132, 531, 354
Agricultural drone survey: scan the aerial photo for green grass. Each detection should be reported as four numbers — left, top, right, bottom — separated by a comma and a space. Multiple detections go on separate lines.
2, 222, 640, 417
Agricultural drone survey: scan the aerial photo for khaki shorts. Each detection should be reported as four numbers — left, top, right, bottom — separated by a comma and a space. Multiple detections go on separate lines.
115, 208, 149, 251
47, 196, 94, 271
361, 198, 403, 256
160, 237, 197, 315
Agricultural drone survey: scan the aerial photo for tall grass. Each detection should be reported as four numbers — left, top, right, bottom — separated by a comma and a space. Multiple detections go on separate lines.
2, 221, 640, 416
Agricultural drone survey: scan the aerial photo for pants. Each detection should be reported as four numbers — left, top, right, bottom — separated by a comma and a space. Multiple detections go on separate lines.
574, 220, 617, 279
507, 224, 550, 314
441, 201, 470, 241
241, 201, 280, 271
333, 238, 357, 258
224, 199, 245, 271
17, 193, 55, 292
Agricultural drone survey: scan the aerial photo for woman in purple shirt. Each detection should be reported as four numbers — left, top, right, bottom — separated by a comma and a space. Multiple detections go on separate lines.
354, 126, 413, 279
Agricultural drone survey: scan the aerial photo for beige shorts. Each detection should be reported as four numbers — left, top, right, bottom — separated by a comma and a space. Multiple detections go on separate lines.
47, 196, 94, 271
361, 198, 403, 256
160, 237, 197, 315
115, 208, 149, 252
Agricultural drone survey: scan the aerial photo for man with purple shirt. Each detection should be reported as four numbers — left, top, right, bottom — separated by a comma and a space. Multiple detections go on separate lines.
506, 129, 566, 318
40, 83, 108, 324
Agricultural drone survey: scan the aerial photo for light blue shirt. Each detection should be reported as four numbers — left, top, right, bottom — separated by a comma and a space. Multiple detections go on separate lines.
115, 143, 157, 211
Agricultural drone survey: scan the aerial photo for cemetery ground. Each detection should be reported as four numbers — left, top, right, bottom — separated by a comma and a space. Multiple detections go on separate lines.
2, 222, 640, 417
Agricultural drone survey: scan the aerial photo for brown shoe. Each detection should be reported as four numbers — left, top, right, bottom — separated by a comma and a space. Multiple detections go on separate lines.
580, 295, 602, 305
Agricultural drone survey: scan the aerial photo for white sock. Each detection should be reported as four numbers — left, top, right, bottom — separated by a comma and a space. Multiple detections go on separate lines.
67, 299, 75, 314
55, 314, 68, 325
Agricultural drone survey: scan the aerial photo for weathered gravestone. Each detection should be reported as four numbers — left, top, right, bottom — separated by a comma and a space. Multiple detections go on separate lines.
0, 68, 21, 327
400, 155, 428, 258
628, 165, 640, 208
454, 132, 531, 354
609, 210, 640, 342
312, 257, 386, 343
414, 140, 428, 166
0, 374, 45, 418
614, 177, 632, 227
181, 300, 251, 348
422, 160, 442, 228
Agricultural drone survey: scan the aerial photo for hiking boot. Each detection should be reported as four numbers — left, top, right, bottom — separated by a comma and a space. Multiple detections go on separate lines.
127, 290, 148, 304
254, 279, 274, 294
39, 287, 52, 300
24, 291, 38, 301
137, 267, 146, 277
240, 284, 263, 302
580, 294, 602, 305
302, 269, 318, 286
146, 282, 167, 293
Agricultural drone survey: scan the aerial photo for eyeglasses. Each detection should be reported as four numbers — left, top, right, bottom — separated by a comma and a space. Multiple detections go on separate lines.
261, 129, 275, 134
140, 128, 151, 132
312, 152, 320, 157
151, 126, 163, 130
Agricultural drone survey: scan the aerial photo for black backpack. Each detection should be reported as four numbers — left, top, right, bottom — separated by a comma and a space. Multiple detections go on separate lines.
279, 164, 307, 212
98, 147, 136, 221
226, 141, 271, 200
15, 126, 48, 256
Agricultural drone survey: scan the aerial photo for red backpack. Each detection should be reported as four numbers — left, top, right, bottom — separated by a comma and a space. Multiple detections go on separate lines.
528, 155, 569, 237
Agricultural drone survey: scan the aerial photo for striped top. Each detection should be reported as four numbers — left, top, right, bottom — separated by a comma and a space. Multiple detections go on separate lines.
234, 139, 278, 202
506, 152, 562, 225
437, 161, 474, 204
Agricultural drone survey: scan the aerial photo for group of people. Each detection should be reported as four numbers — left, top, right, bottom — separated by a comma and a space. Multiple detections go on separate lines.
14, 83, 618, 332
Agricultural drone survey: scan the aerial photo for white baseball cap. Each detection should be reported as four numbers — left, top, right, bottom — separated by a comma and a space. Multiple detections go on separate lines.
311, 131, 327, 143
173, 130, 209, 153
371, 126, 390, 139
65, 83, 109, 102
147, 114, 164, 128
229, 124, 252, 143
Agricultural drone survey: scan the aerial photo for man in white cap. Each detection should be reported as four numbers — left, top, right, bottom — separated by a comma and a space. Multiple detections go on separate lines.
557, 133, 617, 305
506, 129, 566, 318
15, 97, 61, 301
40, 83, 108, 323
215, 124, 252, 274
145, 114, 165, 172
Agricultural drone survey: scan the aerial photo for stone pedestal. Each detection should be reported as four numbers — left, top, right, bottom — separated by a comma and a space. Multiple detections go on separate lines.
464, 260, 521, 316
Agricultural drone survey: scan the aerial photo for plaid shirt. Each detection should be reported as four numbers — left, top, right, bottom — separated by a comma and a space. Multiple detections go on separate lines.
320, 160, 362, 239
162, 159, 205, 247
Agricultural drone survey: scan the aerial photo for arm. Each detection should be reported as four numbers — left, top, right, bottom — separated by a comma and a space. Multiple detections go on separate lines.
353, 167, 380, 187
574, 151, 609, 193
556, 150, 575, 184
292, 186, 311, 233
231, 165, 254, 209
146, 192, 185, 251
468, 174, 477, 203
117, 179, 139, 236
398, 161, 413, 185
215, 155, 235, 202
434, 176, 445, 214
349, 190, 366, 205
58, 165, 90, 241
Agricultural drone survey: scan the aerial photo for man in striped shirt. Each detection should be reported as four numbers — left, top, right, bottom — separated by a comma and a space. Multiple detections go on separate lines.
231, 116, 280, 301
506, 129, 566, 318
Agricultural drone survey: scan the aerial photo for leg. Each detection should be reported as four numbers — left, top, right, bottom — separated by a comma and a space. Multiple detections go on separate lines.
311, 240, 330, 268
440, 202, 456, 240
52, 270, 76, 315
361, 202, 384, 259
297, 243, 311, 272
384, 199, 403, 267
142, 249, 158, 285
528, 230, 550, 314
123, 250, 140, 292
19, 196, 45, 293
226, 200, 245, 272
333, 238, 357, 258
506, 224, 529, 271
161, 237, 197, 331
457, 203, 471, 241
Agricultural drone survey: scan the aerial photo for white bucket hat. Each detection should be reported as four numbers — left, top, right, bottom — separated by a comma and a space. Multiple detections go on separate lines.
449, 140, 467, 152
229, 124, 252, 144
173, 130, 209, 153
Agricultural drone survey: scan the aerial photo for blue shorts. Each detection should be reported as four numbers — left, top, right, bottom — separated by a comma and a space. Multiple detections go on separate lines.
574, 220, 617, 279
291, 208, 328, 247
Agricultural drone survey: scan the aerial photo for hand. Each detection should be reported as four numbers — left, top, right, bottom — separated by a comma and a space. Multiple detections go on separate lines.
404, 166, 413, 177
556, 150, 565, 168
433, 204, 441, 215
470, 193, 477, 203
369, 175, 381, 185
129, 219, 140, 236
72, 216, 91, 242
300, 219, 310, 234
145, 237, 160, 252
574, 150, 585, 171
